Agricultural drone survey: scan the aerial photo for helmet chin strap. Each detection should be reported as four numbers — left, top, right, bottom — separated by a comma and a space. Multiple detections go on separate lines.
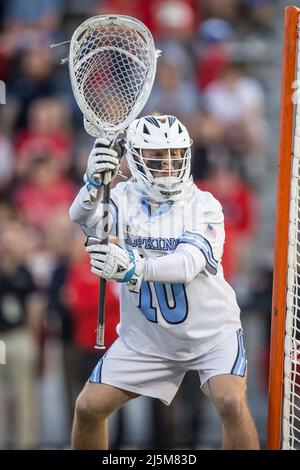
152, 176, 182, 191
130, 176, 194, 205
147, 177, 193, 203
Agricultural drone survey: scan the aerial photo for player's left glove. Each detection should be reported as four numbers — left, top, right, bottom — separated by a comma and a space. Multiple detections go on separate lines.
86, 237, 144, 293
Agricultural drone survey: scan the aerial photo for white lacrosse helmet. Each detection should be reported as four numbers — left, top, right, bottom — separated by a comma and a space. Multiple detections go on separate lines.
126, 115, 192, 202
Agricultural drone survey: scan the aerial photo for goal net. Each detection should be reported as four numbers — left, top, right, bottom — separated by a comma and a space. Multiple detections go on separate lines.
268, 5, 300, 450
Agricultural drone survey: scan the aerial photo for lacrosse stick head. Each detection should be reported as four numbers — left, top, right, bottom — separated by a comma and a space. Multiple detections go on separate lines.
69, 15, 158, 139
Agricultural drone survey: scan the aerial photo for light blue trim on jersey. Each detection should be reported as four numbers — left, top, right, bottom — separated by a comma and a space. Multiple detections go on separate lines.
231, 329, 247, 376
141, 198, 151, 217
179, 234, 217, 267
141, 197, 172, 218
178, 232, 218, 275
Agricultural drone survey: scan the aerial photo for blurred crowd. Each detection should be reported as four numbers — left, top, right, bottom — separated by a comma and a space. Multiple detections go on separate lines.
0, 0, 276, 449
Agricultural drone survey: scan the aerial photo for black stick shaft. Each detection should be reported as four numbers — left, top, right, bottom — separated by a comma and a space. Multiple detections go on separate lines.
95, 181, 110, 349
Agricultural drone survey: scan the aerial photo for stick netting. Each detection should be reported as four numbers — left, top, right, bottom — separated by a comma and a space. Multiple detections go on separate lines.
71, 22, 152, 130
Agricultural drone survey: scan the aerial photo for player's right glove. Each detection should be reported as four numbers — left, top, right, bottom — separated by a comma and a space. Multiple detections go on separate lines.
84, 137, 121, 194
86, 237, 144, 293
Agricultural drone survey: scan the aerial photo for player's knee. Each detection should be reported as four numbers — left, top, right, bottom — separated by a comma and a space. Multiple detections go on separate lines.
75, 390, 109, 422
215, 393, 245, 421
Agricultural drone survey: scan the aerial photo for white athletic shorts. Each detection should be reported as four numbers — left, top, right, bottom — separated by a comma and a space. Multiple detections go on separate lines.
89, 328, 247, 406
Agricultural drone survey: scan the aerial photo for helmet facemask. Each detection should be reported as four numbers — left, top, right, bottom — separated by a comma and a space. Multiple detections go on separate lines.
128, 147, 191, 200
126, 115, 192, 202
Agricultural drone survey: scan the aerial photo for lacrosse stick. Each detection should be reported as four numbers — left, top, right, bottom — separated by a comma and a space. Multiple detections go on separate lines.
69, 15, 158, 349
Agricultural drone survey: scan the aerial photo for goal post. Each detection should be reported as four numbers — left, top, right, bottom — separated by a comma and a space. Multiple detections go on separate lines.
268, 5, 300, 450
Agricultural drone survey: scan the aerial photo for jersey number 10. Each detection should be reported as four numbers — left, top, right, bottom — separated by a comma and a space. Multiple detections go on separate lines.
138, 282, 188, 324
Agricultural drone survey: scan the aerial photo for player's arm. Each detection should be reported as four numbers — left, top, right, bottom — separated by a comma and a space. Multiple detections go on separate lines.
143, 242, 211, 283
85, 239, 212, 292
69, 137, 120, 228
85, 195, 224, 289
85, 219, 224, 291
142, 226, 222, 284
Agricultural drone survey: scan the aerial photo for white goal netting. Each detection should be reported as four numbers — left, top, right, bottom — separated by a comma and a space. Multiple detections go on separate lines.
283, 31, 300, 448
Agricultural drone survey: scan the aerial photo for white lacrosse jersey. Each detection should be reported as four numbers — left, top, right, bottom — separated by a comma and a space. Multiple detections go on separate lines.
70, 181, 241, 361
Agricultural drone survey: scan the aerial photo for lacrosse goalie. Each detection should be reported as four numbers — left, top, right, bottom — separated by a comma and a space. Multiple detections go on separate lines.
69, 114, 259, 449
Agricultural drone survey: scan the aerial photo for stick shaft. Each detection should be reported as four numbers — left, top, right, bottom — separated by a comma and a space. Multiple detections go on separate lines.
95, 181, 110, 349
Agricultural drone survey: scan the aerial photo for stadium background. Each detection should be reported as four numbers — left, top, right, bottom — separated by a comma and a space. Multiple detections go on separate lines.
0, 0, 287, 449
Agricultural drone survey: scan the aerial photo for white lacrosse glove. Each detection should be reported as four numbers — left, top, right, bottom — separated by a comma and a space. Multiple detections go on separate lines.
86, 237, 145, 293
84, 137, 121, 197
